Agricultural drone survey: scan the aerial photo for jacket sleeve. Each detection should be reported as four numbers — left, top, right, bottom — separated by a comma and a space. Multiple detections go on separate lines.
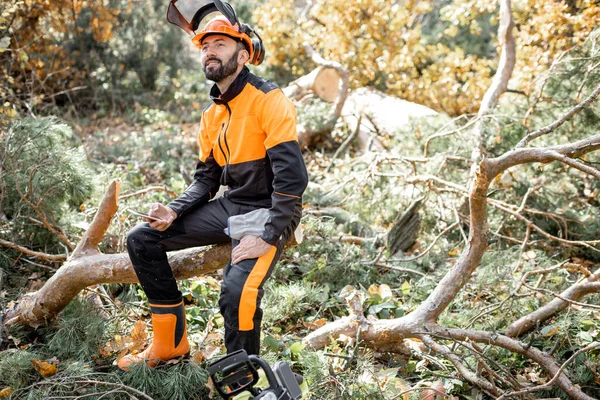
167, 113, 222, 218
259, 90, 308, 245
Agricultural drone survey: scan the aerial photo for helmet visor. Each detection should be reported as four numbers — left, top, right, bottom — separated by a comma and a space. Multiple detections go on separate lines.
167, 0, 223, 35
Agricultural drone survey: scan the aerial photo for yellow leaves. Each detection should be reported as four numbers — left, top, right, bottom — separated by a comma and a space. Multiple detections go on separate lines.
368, 283, 393, 300
0, 387, 13, 397
131, 320, 148, 341
303, 317, 328, 331
30, 358, 58, 378
448, 248, 460, 256
99, 321, 148, 358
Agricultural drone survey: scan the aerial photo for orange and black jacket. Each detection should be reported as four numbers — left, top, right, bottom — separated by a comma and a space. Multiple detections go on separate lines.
168, 67, 308, 245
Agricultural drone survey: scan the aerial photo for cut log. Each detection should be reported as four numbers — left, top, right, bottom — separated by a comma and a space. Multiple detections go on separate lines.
3, 245, 231, 328
283, 45, 350, 147
283, 66, 341, 103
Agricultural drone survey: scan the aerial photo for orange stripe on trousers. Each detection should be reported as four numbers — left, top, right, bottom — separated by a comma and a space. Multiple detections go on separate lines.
238, 246, 277, 331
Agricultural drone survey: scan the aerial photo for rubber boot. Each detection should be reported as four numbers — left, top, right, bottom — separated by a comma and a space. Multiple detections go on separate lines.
118, 298, 190, 371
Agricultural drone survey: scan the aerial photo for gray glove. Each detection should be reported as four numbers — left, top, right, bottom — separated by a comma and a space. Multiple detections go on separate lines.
224, 208, 270, 240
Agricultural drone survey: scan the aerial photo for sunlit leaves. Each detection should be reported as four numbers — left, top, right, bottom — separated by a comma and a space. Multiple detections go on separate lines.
254, 0, 599, 116
30, 358, 58, 378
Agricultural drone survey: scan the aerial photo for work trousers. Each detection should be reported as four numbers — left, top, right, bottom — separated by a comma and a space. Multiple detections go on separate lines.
126, 196, 298, 355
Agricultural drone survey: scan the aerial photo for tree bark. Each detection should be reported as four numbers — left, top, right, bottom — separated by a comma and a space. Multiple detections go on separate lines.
283, 66, 341, 103
2, 181, 231, 328
471, 0, 516, 163
3, 245, 230, 328
505, 270, 600, 337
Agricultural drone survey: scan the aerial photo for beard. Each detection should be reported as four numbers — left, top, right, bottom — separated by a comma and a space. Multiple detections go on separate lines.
203, 49, 241, 82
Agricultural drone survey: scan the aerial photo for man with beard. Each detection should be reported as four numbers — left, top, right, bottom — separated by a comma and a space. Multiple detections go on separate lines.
118, 16, 308, 370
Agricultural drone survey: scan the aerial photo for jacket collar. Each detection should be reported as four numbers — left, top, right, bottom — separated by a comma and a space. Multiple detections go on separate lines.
210, 66, 250, 105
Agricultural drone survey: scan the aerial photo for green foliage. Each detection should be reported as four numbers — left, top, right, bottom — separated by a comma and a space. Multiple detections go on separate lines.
0, 349, 43, 389
289, 217, 379, 290
0, 116, 94, 251
262, 281, 328, 327
296, 98, 332, 134
87, 122, 195, 188
119, 361, 209, 400
180, 277, 222, 332
43, 299, 107, 362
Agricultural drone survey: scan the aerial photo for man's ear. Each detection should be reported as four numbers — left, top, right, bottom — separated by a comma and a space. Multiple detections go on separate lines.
238, 49, 250, 65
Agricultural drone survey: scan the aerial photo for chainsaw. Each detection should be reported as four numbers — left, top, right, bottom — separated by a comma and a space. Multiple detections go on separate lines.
208, 349, 303, 400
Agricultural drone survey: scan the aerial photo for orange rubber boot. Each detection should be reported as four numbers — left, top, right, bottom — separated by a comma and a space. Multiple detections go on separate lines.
118, 298, 190, 371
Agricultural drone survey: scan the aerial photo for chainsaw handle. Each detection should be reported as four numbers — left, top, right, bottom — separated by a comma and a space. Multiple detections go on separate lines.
248, 355, 279, 391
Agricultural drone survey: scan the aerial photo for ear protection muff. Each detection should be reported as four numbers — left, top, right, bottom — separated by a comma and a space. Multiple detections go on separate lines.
239, 23, 265, 66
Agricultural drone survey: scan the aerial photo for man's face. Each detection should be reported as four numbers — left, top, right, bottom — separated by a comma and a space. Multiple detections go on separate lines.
200, 35, 243, 83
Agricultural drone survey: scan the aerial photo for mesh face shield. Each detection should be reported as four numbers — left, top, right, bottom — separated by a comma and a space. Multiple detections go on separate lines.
167, 0, 238, 35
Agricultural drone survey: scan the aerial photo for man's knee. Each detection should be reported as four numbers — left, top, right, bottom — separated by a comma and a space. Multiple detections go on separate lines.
219, 277, 244, 316
127, 224, 154, 250
126, 224, 164, 272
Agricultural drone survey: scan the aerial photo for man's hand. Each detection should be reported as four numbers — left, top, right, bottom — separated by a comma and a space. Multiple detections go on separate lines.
231, 236, 272, 264
146, 203, 177, 231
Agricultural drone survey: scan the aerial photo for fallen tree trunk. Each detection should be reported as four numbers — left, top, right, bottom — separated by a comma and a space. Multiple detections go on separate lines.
283, 66, 341, 103
4, 245, 230, 328
2, 181, 231, 328
341, 87, 437, 151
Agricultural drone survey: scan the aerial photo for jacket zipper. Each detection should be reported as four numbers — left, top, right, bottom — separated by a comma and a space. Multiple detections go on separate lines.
217, 103, 232, 164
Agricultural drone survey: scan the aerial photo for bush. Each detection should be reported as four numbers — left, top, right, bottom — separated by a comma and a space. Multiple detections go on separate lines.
0, 117, 94, 253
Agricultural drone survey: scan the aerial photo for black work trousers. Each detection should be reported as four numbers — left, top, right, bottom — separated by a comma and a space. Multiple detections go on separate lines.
126, 196, 297, 355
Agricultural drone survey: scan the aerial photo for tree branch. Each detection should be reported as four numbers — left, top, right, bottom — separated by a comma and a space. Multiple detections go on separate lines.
496, 342, 600, 399
3, 244, 231, 328
71, 181, 120, 259
517, 83, 600, 148
506, 269, 600, 337
472, 0, 515, 159
432, 327, 596, 400
0, 238, 66, 262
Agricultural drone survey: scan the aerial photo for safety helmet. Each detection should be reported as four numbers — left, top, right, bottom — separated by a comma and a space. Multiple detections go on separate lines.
167, 0, 265, 66
192, 16, 253, 60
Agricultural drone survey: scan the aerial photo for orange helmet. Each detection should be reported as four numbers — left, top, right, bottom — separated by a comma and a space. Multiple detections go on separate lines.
192, 16, 253, 61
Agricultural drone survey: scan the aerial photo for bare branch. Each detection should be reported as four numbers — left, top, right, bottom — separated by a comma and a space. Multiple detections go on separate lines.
432, 327, 596, 400
489, 200, 600, 250
517, 83, 600, 148
421, 335, 501, 397
496, 342, 600, 399
71, 181, 120, 258
489, 133, 600, 182
0, 238, 66, 262
119, 185, 178, 200
520, 282, 600, 309
471, 0, 515, 159
506, 269, 600, 337
423, 115, 475, 157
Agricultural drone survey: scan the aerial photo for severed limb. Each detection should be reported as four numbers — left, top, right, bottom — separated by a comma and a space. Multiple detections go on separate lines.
2, 181, 231, 328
